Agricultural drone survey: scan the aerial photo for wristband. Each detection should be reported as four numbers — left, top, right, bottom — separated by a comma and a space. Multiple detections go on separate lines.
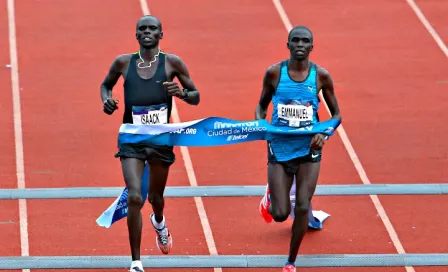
182, 89, 190, 100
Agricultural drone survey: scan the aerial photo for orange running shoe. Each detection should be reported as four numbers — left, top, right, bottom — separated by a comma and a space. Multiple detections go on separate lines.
283, 264, 296, 272
259, 184, 273, 223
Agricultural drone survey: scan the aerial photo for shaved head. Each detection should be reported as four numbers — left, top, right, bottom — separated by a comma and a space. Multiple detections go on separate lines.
288, 26, 313, 43
136, 15, 162, 31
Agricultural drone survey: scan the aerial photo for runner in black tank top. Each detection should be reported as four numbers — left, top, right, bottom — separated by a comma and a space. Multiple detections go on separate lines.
99, 15, 200, 272
122, 52, 172, 124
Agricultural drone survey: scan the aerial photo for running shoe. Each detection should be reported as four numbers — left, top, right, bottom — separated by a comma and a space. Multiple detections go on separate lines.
259, 184, 273, 223
129, 265, 144, 272
283, 264, 296, 272
150, 214, 173, 254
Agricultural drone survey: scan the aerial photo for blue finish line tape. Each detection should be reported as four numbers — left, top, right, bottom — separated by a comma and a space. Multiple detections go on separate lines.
112, 117, 340, 229
117, 116, 340, 147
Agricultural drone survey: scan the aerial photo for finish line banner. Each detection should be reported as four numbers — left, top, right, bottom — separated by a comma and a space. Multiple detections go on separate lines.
97, 117, 339, 229
117, 117, 340, 147
96, 164, 330, 229
96, 163, 150, 228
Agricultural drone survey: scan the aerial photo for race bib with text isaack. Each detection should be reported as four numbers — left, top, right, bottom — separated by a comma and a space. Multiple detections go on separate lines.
132, 104, 168, 125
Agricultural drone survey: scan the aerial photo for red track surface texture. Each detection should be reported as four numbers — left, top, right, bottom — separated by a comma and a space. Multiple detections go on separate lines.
1, 0, 447, 271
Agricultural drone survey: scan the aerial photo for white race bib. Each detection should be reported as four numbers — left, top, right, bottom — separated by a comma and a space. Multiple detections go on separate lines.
277, 103, 314, 127
132, 105, 168, 125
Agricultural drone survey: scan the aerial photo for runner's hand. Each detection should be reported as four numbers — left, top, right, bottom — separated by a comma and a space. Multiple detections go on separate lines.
163, 82, 185, 98
310, 133, 326, 149
103, 98, 119, 115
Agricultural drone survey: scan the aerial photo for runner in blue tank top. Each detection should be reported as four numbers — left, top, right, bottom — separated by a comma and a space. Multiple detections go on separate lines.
256, 26, 342, 272
100, 15, 201, 272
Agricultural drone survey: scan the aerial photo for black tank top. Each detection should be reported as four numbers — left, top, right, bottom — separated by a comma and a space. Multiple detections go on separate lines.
122, 52, 172, 124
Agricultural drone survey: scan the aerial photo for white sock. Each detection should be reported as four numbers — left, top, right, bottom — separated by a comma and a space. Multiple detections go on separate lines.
131, 260, 142, 269
151, 214, 165, 230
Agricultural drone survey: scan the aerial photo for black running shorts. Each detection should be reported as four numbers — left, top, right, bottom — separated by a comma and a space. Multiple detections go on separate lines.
115, 143, 175, 166
267, 144, 322, 176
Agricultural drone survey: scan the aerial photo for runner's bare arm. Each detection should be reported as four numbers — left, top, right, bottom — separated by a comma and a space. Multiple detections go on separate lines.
100, 56, 127, 114
255, 64, 280, 119
100, 55, 126, 103
318, 67, 342, 122
169, 55, 200, 105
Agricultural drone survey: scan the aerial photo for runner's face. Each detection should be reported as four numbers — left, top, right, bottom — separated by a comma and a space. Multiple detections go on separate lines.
136, 17, 163, 48
287, 29, 313, 60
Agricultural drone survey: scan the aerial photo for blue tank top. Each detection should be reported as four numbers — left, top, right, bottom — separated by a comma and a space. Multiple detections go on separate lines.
269, 60, 320, 161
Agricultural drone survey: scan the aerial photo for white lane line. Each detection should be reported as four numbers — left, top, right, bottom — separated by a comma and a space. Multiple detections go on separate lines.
7, 0, 30, 272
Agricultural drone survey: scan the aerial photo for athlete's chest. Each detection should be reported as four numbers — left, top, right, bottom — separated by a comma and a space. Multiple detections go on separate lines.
278, 64, 322, 93
135, 62, 160, 80
273, 69, 319, 127
288, 69, 309, 82
123, 56, 172, 125
123, 57, 175, 81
